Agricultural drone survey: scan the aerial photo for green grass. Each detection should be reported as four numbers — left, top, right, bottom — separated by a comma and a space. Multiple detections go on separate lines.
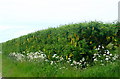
2, 54, 120, 77
0, 53, 2, 77
79, 61, 120, 77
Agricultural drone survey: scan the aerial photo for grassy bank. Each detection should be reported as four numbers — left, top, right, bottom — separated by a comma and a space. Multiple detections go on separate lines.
2, 54, 120, 77
2, 21, 120, 77
0, 53, 2, 77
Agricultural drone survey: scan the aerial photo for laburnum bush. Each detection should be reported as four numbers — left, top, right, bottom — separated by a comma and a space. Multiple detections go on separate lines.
2, 21, 120, 64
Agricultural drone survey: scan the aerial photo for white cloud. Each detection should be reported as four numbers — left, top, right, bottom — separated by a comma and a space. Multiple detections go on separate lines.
0, 0, 120, 42
0, 0, 119, 22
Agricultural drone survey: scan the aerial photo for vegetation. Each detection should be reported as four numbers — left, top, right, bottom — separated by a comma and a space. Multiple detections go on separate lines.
2, 21, 120, 77
0, 53, 2, 77
2, 54, 120, 77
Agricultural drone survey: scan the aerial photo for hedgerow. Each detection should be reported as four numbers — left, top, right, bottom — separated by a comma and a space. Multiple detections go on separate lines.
2, 21, 120, 65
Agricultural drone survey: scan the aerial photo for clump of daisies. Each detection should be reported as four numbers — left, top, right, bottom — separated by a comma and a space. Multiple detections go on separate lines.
93, 45, 119, 65
9, 46, 119, 69
9, 50, 47, 62
93, 49, 119, 65
9, 52, 25, 61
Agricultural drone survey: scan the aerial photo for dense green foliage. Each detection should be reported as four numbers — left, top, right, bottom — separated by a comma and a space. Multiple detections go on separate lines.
2, 21, 120, 77
0, 43, 2, 52
0, 53, 2, 75
2, 22, 120, 62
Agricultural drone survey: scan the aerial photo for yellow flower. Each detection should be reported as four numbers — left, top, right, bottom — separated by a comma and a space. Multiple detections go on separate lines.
69, 53, 73, 58
74, 33, 77, 37
48, 34, 50, 38
106, 37, 110, 40
48, 55, 51, 59
93, 46, 96, 49
66, 56, 68, 59
90, 41, 92, 44
92, 27, 94, 30
114, 34, 117, 36
76, 36, 79, 40
114, 39, 117, 42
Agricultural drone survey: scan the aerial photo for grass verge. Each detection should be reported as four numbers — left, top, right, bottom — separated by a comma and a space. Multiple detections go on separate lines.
2, 54, 120, 77
0, 53, 2, 77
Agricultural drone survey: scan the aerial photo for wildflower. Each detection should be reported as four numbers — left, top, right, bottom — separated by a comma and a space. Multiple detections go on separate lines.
41, 54, 44, 57
73, 60, 77, 65
68, 58, 71, 62
82, 57, 85, 61
45, 59, 49, 62
105, 58, 109, 61
114, 54, 119, 59
60, 57, 64, 61
97, 48, 100, 50
77, 62, 80, 65
95, 48, 98, 50
70, 64, 74, 66
68, 58, 71, 60
98, 55, 101, 57
107, 51, 110, 54
84, 62, 86, 65
94, 58, 97, 61
43, 54, 46, 58
27, 53, 29, 56
22, 51, 25, 54
94, 53, 97, 56
79, 60, 82, 63
93, 56, 95, 59
86, 64, 89, 67
67, 61, 70, 63
29, 56, 33, 60
90, 41, 92, 44
110, 54, 112, 56
13, 52, 16, 55
112, 57, 116, 60
50, 61, 54, 65
34, 55, 38, 58
38, 55, 42, 58
52, 54, 57, 58
15, 54, 17, 57
106, 55, 109, 58
98, 45, 101, 48
103, 54, 106, 56
102, 46, 104, 49
56, 56, 59, 59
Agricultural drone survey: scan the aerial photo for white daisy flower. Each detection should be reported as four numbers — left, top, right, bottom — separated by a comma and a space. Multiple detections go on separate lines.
105, 58, 109, 61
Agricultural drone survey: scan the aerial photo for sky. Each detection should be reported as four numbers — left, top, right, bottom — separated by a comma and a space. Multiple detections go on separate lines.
0, 0, 120, 43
